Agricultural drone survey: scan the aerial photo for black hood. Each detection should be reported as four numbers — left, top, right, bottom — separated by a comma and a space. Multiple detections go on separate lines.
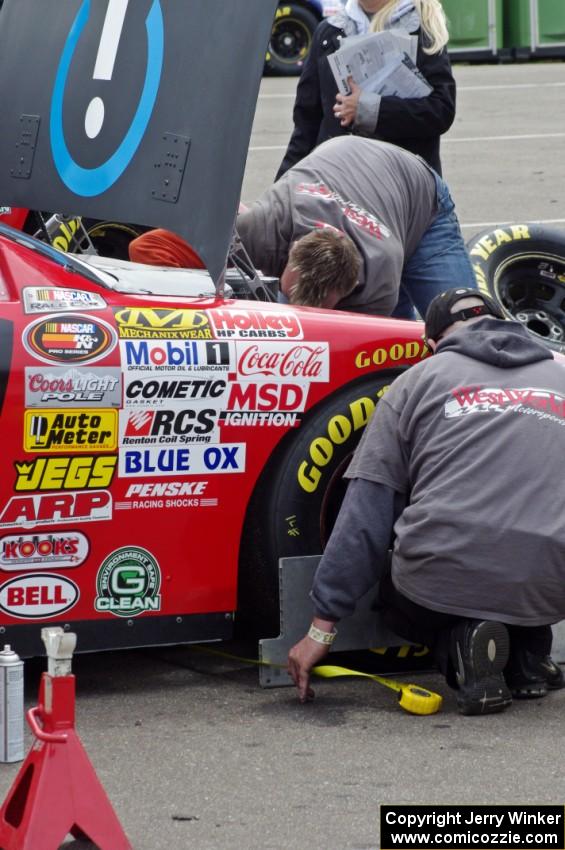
436, 318, 554, 368
0, 0, 278, 284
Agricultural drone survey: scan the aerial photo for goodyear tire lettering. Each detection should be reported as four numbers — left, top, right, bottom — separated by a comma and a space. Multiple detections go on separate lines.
355, 339, 428, 370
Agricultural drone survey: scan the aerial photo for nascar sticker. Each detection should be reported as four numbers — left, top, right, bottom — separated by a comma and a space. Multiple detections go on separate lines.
24, 313, 117, 365
23, 287, 107, 314
25, 366, 122, 407
0, 532, 89, 570
0, 573, 79, 619
24, 410, 118, 453
120, 339, 233, 372
119, 445, 245, 477
114, 307, 212, 340
95, 547, 161, 617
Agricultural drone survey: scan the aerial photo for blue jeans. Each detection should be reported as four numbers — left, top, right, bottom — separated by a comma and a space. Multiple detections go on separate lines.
392, 171, 476, 320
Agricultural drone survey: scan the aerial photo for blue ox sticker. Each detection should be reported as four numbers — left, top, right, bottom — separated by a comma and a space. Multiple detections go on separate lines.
50, 0, 164, 196
119, 445, 246, 477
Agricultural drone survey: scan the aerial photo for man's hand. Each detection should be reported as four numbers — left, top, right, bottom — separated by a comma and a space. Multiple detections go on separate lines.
333, 77, 361, 127
287, 618, 337, 702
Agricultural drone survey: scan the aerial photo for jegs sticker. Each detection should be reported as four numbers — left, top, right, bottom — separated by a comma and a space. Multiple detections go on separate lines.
23, 288, 107, 314
0, 532, 89, 570
95, 547, 161, 617
25, 367, 122, 407
0, 574, 79, 619
24, 410, 118, 453
14, 456, 117, 491
23, 313, 117, 365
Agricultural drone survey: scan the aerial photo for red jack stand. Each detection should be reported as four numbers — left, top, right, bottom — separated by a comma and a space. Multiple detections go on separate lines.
0, 628, 132, 850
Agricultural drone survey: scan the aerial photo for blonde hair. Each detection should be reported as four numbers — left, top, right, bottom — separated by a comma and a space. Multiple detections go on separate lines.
371, 0, 449, 55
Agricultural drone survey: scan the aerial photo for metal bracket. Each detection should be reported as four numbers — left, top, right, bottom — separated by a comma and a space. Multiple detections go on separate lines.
258, 555, 409, 688
12, 114, 40, 179
226, 228, 278, 302
152, 133, 190, 203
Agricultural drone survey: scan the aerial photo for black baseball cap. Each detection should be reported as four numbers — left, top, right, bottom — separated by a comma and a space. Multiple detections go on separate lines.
424, 287, 505, 342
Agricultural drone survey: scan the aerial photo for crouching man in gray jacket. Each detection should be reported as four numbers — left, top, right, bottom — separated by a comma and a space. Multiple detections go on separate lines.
288, 288, 565, 716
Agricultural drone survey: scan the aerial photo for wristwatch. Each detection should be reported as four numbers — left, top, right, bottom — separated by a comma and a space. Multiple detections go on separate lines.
308, 623, 337, 646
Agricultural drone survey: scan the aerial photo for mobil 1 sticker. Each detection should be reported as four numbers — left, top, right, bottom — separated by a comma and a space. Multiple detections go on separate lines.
120, 339, 234, 373
123, 373, 229, 408
119, 445, 246, 477
119, 408, 220, 446
25, 367, 122, 407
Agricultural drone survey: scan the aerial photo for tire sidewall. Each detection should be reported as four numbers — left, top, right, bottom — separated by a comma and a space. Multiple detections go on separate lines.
265, 3, 319, 76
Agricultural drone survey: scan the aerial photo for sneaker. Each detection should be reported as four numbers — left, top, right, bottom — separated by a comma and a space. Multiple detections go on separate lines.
504, 650, 564, 699
449, 620, 512, 716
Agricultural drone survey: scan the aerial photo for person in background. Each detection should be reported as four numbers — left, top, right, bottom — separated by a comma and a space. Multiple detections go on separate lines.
287, 289, 565, 716
276, 0, 455, 180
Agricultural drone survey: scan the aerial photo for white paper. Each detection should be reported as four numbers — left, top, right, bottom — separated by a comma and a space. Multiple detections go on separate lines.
327, 30, 423, 97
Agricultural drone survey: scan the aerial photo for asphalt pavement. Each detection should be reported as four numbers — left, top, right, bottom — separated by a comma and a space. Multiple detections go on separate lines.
1, 61, 565, 850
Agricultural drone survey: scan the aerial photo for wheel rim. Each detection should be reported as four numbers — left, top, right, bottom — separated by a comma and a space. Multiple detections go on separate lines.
494, 253, 565, 347
269, 18, 311, 65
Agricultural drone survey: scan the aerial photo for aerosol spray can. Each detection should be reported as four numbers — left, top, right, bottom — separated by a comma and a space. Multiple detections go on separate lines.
0, 645, 24, 763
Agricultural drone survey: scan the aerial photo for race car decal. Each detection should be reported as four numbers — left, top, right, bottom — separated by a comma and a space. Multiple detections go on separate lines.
114, 480, 218, 510
24, 410, 118, 453
24, 314, 117, 365
119, 408, 219, 445
23, 287, 107, 314
119, 445, 245, 477
94, 547, 161, 617
14, 456, 117, 491
120, 339, 234, 372
210, 309, 303, 340
0, 531, 89, 571
114, 307, 212, 340
225, 382, 308, 412
25, 367, 122, 408
0, 491, 112, 528
123, 374, 228, 407
236, 341, 328, 380
0, 573, 79, 619
355, 340, 429, 370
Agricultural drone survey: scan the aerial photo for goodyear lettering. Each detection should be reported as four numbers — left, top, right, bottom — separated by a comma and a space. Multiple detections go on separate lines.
355, 340, 429, 370
14, 456, 117, 491
469, 225, 531, 261
298, 388, 390, 493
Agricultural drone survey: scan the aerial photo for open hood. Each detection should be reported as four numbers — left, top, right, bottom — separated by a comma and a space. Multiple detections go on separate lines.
0, 0, 278, 284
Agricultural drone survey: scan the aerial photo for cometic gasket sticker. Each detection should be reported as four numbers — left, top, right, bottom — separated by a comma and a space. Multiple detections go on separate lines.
23, 313, 117, 365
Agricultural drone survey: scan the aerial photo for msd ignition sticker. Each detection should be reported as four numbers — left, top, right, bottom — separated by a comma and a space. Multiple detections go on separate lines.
24, 409, 118, 453
0, 531, 89, 571
119, 444, 245, 477
95, 547, 161, 617
25, 366, 121, 407
114, 307, 212, 340
24, 313, 117, 365
120, 339, 234, 373
23, 288, 107, 314
210, 308, 304, 340
120, 408, 218, 446
0, 574, 79, 619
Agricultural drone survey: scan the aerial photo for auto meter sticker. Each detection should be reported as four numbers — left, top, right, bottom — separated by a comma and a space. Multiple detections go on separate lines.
236, 341, 329, 381
0, 532, 89, 570
123, 374, 229, 408
119, 445, 245, 477
14, 456, 117, 491
94, 547, 161, 617
24, 313, 117, 365
0, 574, 79, 619
114, 307, 212, 340
120, 408, 219, 446
210, 308, 303, 340
114, 481, 218, 512
24, 410, 118, 453
0, 491, 112, 529
25, 366, 122, 407
120, 339, 234, 372
23, 287, 107, 314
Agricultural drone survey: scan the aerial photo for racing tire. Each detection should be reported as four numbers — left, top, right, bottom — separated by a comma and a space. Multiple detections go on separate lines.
82, 219, 150, 261
237, 372, 400, 637
467, 224, 565, 353
265, 3, 320, 76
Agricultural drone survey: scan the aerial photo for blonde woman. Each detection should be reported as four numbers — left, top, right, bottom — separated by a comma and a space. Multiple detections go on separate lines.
276, 0, 455, 178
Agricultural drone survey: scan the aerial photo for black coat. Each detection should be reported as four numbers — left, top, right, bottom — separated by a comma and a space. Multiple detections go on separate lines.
276, 20, 456, 179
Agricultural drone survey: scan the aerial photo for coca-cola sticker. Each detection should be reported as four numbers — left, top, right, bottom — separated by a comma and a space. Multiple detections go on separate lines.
235, 341, 330, 382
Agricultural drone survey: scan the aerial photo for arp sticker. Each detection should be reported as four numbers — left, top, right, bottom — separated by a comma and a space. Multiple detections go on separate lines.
23, 287, 107, 314
0, 573, 79, 619
23, 313, 117, 365
114, 307, 212, 340
94, 547, 161, 617
25, 366, 122, 407
0, 491, 112, 529
24, 409, 118, 453
0, 531, 89, 570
